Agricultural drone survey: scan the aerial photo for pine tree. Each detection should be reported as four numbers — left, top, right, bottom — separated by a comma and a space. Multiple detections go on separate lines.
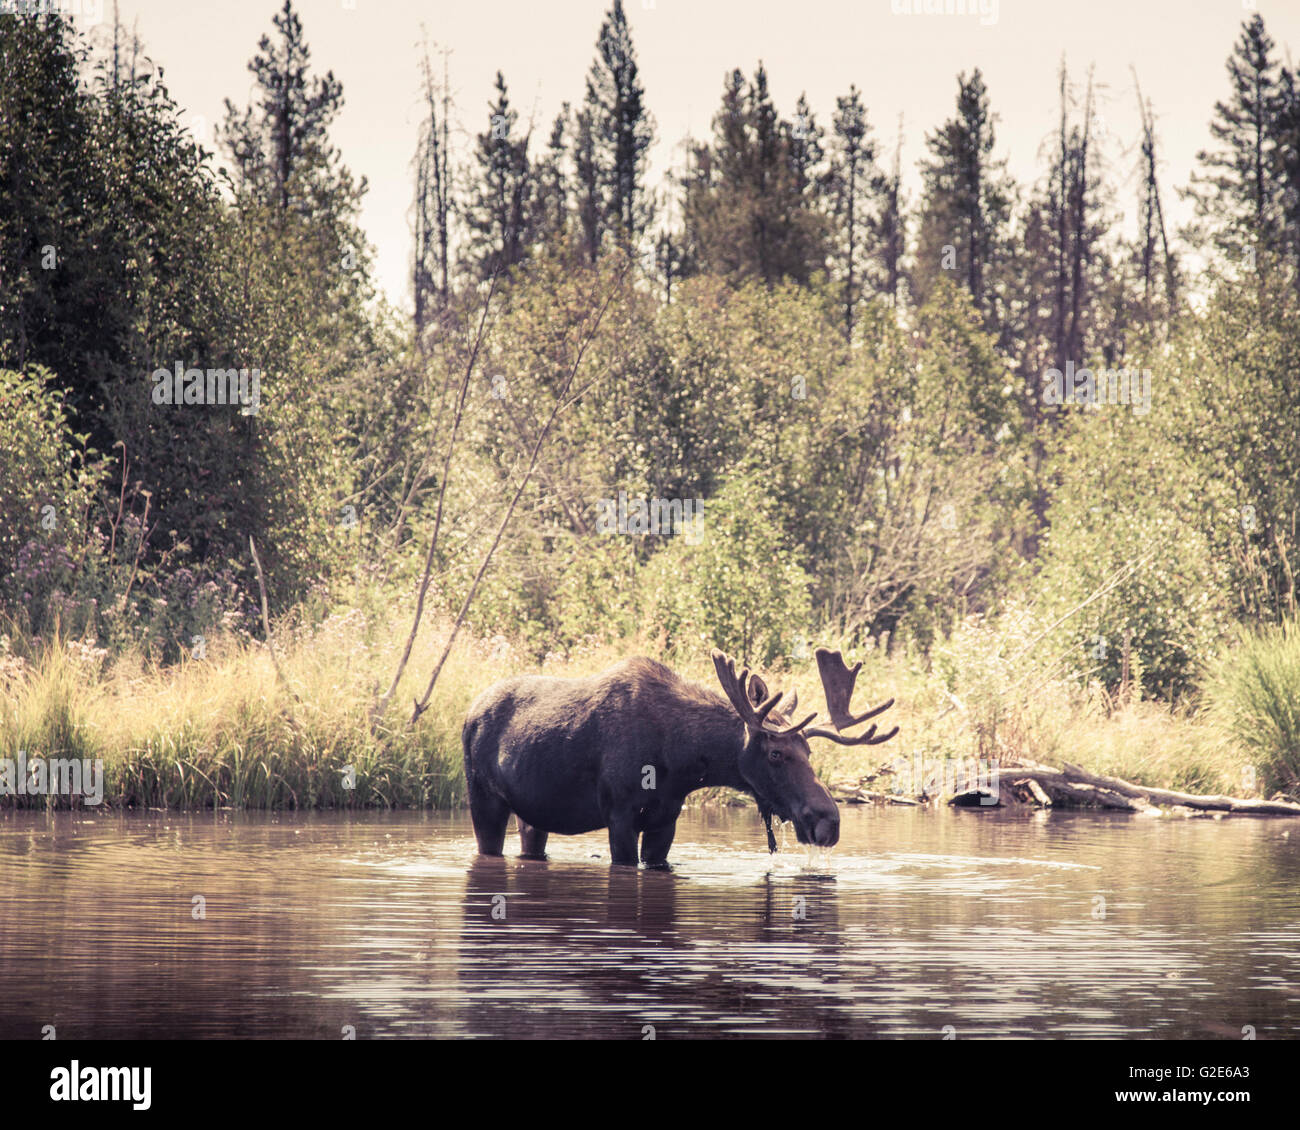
788, 92, 825, 198
1132, 70, 1179, 329
583, 0, 654, 255
1187, 14, 1287, 276
574, 105, 601, 265
913, 69, 1012, 335
1011, 61, 1109, 380
1271, 63, 1300, 293
412, 41, 454, 338
680, 65, 828, 285
827, 85, 880, 338
219, 0, 345, 217
463, 72, 534, 281
877, 118, 908, 308
532, 105, 571, 248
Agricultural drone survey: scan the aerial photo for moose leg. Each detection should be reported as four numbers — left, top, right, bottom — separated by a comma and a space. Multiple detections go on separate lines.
517, 818, 549, 860
639, 817, 679, 870
639, 799, 682, 869
606, 813, 640, 867
467, 778, 511, 857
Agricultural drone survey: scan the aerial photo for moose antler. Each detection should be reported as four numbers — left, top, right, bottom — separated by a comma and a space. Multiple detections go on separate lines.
711, 649, 817, 736
710, 647, 897, 746
802, 647, 899, 746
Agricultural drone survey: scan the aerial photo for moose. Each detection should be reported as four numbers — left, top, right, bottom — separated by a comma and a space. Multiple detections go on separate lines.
461, 646, 899, 867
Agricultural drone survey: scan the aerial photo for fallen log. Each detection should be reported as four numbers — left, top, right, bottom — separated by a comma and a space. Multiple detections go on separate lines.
1058, 761, 1300, 815
945, 757, 1300, 816
829, 784, 922, 806
948, 767, 1149, 811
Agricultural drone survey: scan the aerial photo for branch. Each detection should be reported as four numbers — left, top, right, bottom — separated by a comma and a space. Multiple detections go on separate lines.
249, 536, 290, 692
370, 274, 500, 731
408, 264, 628, 725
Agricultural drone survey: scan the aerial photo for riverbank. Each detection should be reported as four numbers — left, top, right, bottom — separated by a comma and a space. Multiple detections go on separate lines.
0, 607, 1289, 810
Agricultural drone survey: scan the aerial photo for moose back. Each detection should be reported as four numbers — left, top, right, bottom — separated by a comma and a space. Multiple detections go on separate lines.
461, 647, 898, 867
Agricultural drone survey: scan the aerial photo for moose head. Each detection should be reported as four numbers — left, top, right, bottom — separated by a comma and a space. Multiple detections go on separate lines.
711, 647, 899, 850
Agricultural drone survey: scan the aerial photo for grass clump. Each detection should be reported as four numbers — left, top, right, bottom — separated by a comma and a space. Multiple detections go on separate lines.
1205, 619, 1300, 799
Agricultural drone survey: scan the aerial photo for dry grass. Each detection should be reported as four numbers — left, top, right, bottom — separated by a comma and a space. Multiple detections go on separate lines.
0, 606, 1273, 809
0, 608, 496, 809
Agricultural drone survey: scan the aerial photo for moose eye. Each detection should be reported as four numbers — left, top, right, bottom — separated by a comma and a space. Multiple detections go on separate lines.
767, 748, 782, 764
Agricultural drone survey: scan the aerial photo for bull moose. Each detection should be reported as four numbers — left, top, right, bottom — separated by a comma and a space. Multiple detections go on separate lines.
461, 647, 899, 867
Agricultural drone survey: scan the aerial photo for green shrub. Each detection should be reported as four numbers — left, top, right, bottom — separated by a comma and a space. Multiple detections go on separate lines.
1035, 402, 1233, 699
641, 470, 812, 667
0, 367, 103, 637
1205, 619, 1300, 798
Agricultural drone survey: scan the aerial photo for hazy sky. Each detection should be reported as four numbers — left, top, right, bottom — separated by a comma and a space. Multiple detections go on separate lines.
82, 0, 1300, 308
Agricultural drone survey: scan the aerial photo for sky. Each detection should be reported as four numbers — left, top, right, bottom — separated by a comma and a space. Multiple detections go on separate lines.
67, 0, 1300, 309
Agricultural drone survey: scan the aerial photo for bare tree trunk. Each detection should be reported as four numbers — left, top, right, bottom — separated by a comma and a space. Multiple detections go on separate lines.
413, 40, 455, 342
249, 536, 291, 692
1065, 68, 1094, 369
1052, 60, 1069, 373
845, 151, 856, 341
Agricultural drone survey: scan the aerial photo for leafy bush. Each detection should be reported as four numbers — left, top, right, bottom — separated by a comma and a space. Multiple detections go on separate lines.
641, 470, 812, 666
1161, 276, 1300, 623
929, 604, 1081, 761
1035, 400, 1234, 699
0, 367, 103, 636
810, 283, 1032, 650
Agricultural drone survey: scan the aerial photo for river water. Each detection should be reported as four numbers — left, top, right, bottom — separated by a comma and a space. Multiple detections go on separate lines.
1, 805, 1297, 1039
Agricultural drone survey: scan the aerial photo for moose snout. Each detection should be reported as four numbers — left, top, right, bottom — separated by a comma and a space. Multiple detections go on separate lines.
798, 799, 840, 847
813, 811, 840, 846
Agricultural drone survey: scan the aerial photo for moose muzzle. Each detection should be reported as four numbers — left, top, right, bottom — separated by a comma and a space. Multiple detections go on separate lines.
796, 794, 841, 847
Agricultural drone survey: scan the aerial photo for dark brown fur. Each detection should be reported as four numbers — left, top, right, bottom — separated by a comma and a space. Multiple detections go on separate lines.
461, 657, 839, 867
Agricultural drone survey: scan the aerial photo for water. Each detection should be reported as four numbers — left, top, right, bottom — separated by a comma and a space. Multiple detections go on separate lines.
1, 805, 1297, 1039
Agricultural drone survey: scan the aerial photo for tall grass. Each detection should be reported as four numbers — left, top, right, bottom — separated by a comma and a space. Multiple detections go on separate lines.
0, 610, 492, 810
0, 604, 1279, 810
809, 611, 1247, 798
1205, 619, 1300, 799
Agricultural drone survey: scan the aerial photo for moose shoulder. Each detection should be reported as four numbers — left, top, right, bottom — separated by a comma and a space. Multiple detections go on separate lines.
461, 647, 898, 867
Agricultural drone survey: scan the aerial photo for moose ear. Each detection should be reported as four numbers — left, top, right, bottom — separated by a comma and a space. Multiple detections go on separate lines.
747, 674, 769, 707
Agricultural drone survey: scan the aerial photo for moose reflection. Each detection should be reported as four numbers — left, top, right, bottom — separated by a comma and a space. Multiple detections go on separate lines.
461, 647, 899, 867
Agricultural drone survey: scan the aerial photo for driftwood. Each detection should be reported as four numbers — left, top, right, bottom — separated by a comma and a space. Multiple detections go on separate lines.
831, 758, 1300, 817
836, 788, 922, 807
991, 759, 1300, 816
